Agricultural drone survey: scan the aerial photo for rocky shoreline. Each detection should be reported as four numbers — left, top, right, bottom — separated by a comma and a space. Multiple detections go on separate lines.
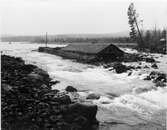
1, 55, 98, 130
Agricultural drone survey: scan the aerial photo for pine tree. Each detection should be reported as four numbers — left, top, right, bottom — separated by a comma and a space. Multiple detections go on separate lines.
127, 3, 143, 44
127, 3, 137, 41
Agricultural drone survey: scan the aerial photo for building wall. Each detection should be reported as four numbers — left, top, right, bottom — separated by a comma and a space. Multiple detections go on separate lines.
39, 47, 96, 61
56, 50, 96, 61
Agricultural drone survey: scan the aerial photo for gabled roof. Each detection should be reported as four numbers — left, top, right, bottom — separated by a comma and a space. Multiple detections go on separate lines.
60, 43, 119, 54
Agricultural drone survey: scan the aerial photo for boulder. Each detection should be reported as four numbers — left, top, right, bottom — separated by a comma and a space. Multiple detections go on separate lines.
144, 65, 149, 68
86, 93, 100, 100
156, 75, 166, 82
28, 73, 43, 81
74, 116, 88, 126
145, 57, 155, 63
155, 81, 166, 87
128, 71, 132, 76
144, 76, 151, 80
67, 103, 98, 125
151, 71, 166, 83
33, 68, 50, 80
113, 63, 129, 73
53, 92, 71, 104
65, 86, 77, 92
144, 71, 166, 88
151, 63, 158, 69
144, 71, 166, 82
136, 66, 141, 69
49, 80, 60, 86
27, 72, 51, 87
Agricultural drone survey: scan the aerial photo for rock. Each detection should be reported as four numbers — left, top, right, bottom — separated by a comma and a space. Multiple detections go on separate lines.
103, 64, 113, 68
86, 93, 100, 100
113, 63, 129, 73
151, 63, 158, 69
1, 55, 99, 130
41, 84, 49, 89
136, 66, 141, 69
128, 71, 132, 76
106, 92, 119, 98
145, 71, 166, 82
40, 84, 50, 92
74, 116, 88, 126
49, 115, 61, 122
33, 68, 50, 82
1, 83, 13, 93
133, 87, 151, 94
53, 92, 71, 104
1, 55, 65, 129
155, 81, 166, 87
45, 90, 60, 96
144, 65, 149, 68
20, 64, 37, 73
144, 71, 166, 88
144, 76, 151, 80
122, 53, 140, 62
65, 86, 77, 92
156, 75, 166, 82
68, 92, 80, 102
28, 73, 43, 81
67, 103, 98, 125
49, 80, 60, 86
151, 71, 166, 83
145, 57, 155, 63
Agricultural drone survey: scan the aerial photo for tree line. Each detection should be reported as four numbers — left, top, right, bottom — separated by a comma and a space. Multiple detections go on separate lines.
138, 28, 166, 54
127, 3, 166, 54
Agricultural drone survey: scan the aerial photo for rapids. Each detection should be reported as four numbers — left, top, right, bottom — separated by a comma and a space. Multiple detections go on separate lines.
1, 42, 166, 130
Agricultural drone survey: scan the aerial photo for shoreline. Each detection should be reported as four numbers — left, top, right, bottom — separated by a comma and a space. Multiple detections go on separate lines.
1, 55, 98, 130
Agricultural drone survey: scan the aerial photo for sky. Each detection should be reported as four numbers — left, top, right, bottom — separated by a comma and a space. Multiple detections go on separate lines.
0, 0, 167, 36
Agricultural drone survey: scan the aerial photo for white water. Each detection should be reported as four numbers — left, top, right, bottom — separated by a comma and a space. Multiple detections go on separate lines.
1, 42, 167, 128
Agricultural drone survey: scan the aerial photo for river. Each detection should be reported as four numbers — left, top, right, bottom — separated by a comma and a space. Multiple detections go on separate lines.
1, 42, 166, 130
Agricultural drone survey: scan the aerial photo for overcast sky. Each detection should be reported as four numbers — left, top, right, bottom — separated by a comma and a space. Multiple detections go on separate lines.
0, 0, 167, 36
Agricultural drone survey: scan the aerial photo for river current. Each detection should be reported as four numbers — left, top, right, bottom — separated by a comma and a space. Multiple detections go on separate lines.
1, 42, 166, 130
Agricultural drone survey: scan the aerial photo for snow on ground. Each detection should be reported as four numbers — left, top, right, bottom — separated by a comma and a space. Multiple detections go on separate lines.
1, 42, 166, 128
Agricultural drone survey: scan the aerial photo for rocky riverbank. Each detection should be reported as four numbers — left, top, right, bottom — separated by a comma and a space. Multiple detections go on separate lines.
1, 55, 98, 130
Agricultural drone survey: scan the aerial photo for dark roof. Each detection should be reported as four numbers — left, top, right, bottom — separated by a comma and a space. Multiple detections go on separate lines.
60, 43, 120, 54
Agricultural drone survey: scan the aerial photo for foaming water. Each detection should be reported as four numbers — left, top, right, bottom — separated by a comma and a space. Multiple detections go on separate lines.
1, 42, 166, 128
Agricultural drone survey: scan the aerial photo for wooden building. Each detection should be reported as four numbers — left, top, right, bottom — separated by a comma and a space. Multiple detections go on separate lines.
60, 43, 124, 62
39, 43, 124, 62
